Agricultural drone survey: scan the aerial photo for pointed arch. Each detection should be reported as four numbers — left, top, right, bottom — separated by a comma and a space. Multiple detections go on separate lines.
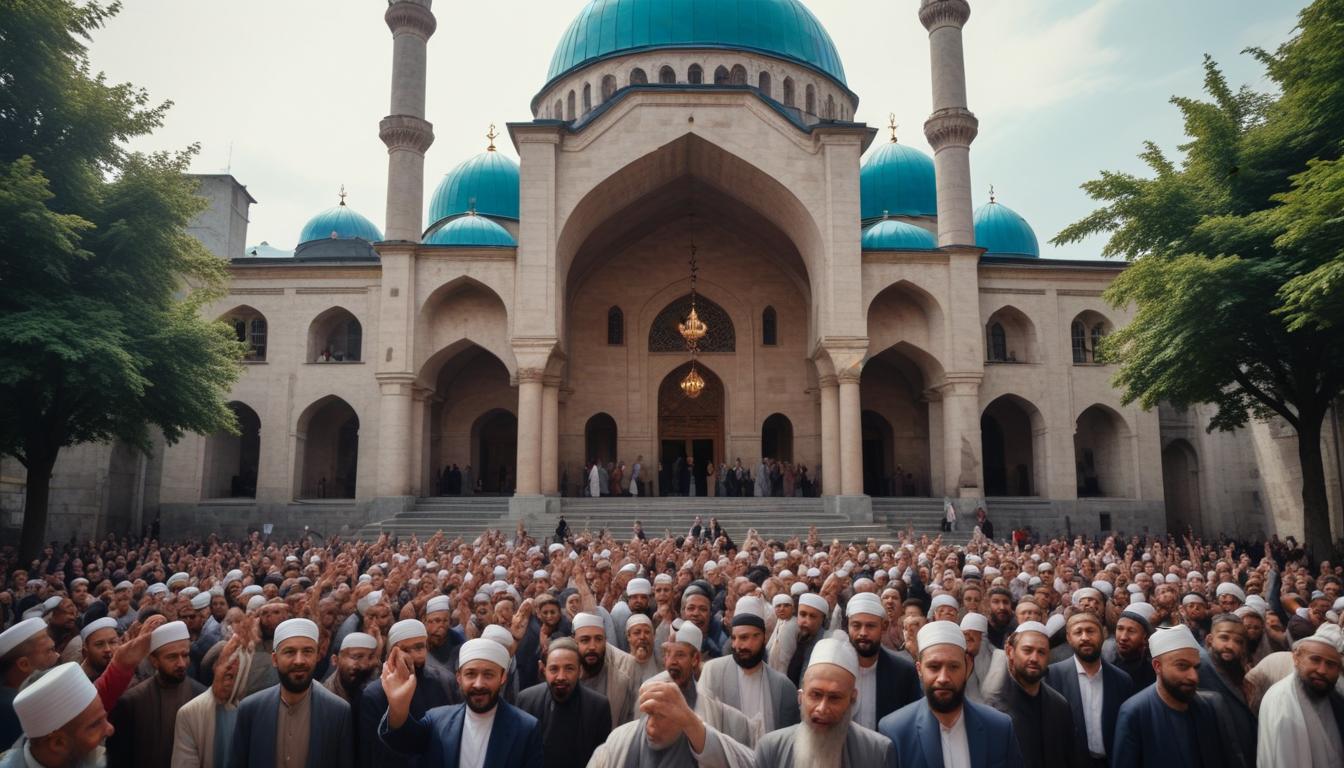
729, 64, 748, 85
761, 306, 778, 346
294, 395, 359, 499
688, 64, 703, 84
985, 305, 1038, 363
758, 71, 772, 98
601, 74, 617, 101
202, 401, 260, 499
607, 305, 624, 346
713, 65, 730, 84
218, 305, 267, 361
1075, 403, 1133, 498
648, 294, 735, 353
981, 394, 1046, 496
659, 65, 677, 84
307, 306, 362, 363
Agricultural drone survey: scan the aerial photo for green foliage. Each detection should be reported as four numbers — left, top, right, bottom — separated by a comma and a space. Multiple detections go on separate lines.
0, 1, 244, 554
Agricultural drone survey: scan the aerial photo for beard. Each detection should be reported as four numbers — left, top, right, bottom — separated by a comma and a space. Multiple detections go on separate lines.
733, 647, 765, 669
341, 666, 374, 691
549, 679, 574, 703
852, 638, 880, 659
1012, 662, 1044, 686
466, 685, 501, 713
1073, 644, 1101, 664
1160, 674, 1198, 703
279, 665, 313, 693
158, 668, 187, 686
581, 651, 605, 676
925, 681, 966, 713
796, 715, 849, 768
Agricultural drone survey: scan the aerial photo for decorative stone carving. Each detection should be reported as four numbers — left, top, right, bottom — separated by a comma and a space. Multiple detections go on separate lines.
385, 1, 437, 40
379, 115, 435, 154
918, 0, 971, 31
923, 108, 979, 150
648, 294, 735, 353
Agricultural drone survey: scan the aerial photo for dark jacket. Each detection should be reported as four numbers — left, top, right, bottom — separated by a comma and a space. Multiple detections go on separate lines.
515, 681, 611, 768
875, 646, 925, 723
880, 698, 1025, 768
1112, 685, 1248, 768
360, 663, 458, 768
988, 675, 1087, 768
1195, 649, 1256, 763
228, 683, 353, 768
1045, 657, 1135, 760
378, 699, 543, 768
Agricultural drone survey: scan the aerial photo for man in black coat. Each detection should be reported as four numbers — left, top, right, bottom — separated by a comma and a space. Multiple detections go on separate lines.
988, 622, 1087, 768
842, 592, 922, 729
359, 620, 458, 768
1046, 612, 1135, 765
515, 639, 611, 768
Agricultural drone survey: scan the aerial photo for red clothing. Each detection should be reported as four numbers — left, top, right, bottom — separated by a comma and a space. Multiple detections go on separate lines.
94, 660, 135, 713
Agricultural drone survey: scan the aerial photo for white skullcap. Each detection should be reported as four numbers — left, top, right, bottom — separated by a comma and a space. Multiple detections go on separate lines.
626, 614, 653, 630
671, 619, 703, 649
1014, 621, 1050, 640
931, 594, 959, 612
806, 568, 822, 579
1232, 606, 1260, 621
246, 595, 268, 613
779, 570, 794, 579
1071, 588, 1102, 607
703, 561, 718, 572
1091, 580, 1114, 597
146, 583, 168, 596
1181, 593, 1206, 607
1126, 584, 1143, 594
167, 572, 190, 586
80, 617, 118, 642
548, 543, 564, 554
798, 593, 829, 615
13, 662, 97, 738
41, 596, 61, 614
341, 632, 378, 651
1245, 594, 1269, 612
790, 582, 809, 596
388, 620, 427, 648
1044, 614, 1066, 637
115, 581, 133, 591
356, 590, 383, 616
1165, 574, 1181, 584
180, 587, 200, 599
188, 592, 210, 611
654, 574, 674, 585
627, 578, 652, 596
962, 565, 981, 578
1334, 597, 1344, 613
573, 613, 605, 632
735, 596, 766, 620
1294, 622, 1344, 654
774, 552, 789, 562
619, 563, 638, 574
835, 569, 850, 579
71, 578, 88, 587
917, 621, 968, 653
458, 637, 510, 670
492, 566, 507, 580
846, 593, 883, 619
273, 618, 319, 649
807, 636, 859, 678
532, 570, 548, 580
481, 624, 514, 649
960, 613, 989, 634
1215, 583, 1246, 602
240, 585, 263, 598
1125, 602, 1156, 622
426, 596, 452, 615
149, 621, 190, 652
1150, 624, 1201, 657
772, 594, 793, 608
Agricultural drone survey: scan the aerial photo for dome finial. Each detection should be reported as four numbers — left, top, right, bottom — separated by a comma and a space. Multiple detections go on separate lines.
883, 209, 890, 220
467, 196, 478, 216
888, 113, 899, 143
486, 124, 498, 152
988, 184, 996, 204
338, 184, 347, 206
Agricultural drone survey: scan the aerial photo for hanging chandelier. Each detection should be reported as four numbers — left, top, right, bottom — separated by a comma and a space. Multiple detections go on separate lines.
680, 362, 706, 398
679, 203, 708, 398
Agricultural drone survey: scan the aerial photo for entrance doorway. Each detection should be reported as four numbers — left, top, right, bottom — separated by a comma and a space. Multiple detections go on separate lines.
657, 362, 724, 497
473, 410, 517, 494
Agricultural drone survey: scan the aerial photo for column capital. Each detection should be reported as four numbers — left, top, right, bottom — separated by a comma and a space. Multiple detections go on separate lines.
380, 115, 435, 154
542, 374, 563, 388
818, 374, 838, 389
924, 108, 979, 150
385, 1, 436, 40
919, 0, 970, 32
836, 369, 863, 385
376, 372, 416, 397
517, 367, 547, 385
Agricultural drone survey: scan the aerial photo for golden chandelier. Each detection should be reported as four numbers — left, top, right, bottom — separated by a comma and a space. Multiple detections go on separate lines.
678, 206, 708, 398
679, 363, 706, 399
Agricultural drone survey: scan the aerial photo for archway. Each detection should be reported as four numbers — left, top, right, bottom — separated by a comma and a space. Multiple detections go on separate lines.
307, 307, 363, 363
984, 306, 1038, 364
295, 397, 358, 499
219, 306, 267, 361
473, 410, 517, 494
422, 343, 516, 496
658, 362, 724, 497
981, 395, 1043, 496
1074, 404, 1132, 498
202, 402, 260, 499
1162, 439, 1202, 535
585, 413, 618, 466
860, 347, 934, 497
862, 410, 894, 497
761, 413, 793, 462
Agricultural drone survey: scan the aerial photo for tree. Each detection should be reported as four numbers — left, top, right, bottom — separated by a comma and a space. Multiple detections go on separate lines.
1054, 0, 1344, 551
0, 1, 243, 560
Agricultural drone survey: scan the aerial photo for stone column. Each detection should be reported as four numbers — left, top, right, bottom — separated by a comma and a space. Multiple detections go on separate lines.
375, 373, 416, 497
540, 376, 561, 495
515, 368, 545, 496
938, 376, 984, 496
920, 0, 978, 248
838, 371, 864, 496
381, 1, 436, 242
819, 376, 840, 495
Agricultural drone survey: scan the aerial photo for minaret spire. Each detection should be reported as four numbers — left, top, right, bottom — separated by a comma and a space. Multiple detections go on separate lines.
380, 0, 436, 241
920, 0, 979, 247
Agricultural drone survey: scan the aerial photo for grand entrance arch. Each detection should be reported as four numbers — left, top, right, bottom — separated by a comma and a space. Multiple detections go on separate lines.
1162, 439, 1202, 534
657, 362, 724, 497
422, 342, 517, 496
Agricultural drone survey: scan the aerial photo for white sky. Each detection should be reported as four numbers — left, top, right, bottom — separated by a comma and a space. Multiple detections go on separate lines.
87, 0, 1303, 259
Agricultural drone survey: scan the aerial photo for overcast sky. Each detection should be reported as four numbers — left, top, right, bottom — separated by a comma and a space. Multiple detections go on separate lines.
86, 0, 1304, 259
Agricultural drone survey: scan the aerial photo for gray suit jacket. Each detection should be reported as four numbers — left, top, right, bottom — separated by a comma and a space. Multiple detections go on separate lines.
756, 722, 896, 768
700, 655, 801, 733
228, 683, 353, 768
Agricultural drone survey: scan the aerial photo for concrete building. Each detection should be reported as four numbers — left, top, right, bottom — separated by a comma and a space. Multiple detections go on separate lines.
4, 0, 1341, 543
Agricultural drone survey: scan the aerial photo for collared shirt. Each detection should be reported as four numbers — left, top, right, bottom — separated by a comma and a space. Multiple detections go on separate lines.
275, 687, 312, 768
736, 663, 770, 731
855, 661, 878, 730
1074, 655, 1106, 755
940, 709, 972, 768
460, 704, 497, 768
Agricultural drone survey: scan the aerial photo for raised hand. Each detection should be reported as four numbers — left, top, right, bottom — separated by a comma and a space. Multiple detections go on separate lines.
381, 646, 418, 729
511, 598, 534, 641
112, 614, 167, 670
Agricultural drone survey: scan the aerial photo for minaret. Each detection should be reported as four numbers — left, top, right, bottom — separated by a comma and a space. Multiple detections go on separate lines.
920, 0, 978, 247
381, 0, 436, 241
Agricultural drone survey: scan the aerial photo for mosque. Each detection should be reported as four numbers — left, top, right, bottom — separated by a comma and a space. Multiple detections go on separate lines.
4, 0, 1341, 543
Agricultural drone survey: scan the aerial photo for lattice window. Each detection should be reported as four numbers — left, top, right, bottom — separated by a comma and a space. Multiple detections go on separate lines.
648, 294, 735, 353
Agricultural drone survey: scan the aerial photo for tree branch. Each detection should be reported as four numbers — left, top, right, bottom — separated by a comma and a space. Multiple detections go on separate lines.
1231, 370, 1298, 427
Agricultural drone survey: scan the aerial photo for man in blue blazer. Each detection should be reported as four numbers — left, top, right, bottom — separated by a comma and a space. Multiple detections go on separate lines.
1045, 612, 1135, 764
879, 620, 1024, 768
229, 618, 353, 768
379, 638, 542, 768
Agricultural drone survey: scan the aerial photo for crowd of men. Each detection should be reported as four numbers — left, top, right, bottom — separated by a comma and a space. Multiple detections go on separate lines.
0, 521, 1341, 768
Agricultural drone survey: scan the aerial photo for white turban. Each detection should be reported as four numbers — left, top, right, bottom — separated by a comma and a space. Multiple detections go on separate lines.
240, 585, 263, 598
12, 662, 96, 738
458, 638, 510, 671
1215, 583, 1246, 602
960, 613, 989, 634
572, 613, 605, 633
426, 596, 452, 615
190, 592, 212, 610
146, 583, 168, 596
482, 624, 514, 649
1293, 622, 1344, 654
0, 619, 47, 658
627, 578, 652, 596
930, 594, 959, 612
149, 621, 190, 652
80, 617, 118, 642
798, 593, 829, 616
246, 595, 267, 613
273, 618, 319, 649
387, 620, 427, 648
772, 593, 794, 608
341, 632, 378, 651
167, 572, 190, 587
918, 620, 968, 653
1149, 625, 1201, 658
654, 574, 674, 585
1044, 614, 1066, 637
807, 636, 859, 677
626, 614, 653, 630
790, 582, 809, 596
671, 619, 703, 650
1013, 621, 1050, 640
846, 593, 884, 619
1125, 601, 1156, 622
356, 590, 383, 616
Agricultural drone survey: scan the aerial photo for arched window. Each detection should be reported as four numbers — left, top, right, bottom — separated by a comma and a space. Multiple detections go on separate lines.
566, 90, 576, 121
630, 67, 647, 85
659, 66, 676, 84
713, 65, 730, 85
582, 82, 592, 114
758, 71, 772, 98
1071, 321, 1088, 363
730, 64, 747, 85
553, 99, 562, 119
762, 307, 778, 346
1090, 324, 1107, 362
309, 307, 363, 362
782, 77, 795, 107
805, 84, 816, 115
224, 306, 267, 361
987, 322, 1007, 362
607, 306, 624, 346
825, 94, 835, 119
601, 74, 617, 101
688, 64, 703, 84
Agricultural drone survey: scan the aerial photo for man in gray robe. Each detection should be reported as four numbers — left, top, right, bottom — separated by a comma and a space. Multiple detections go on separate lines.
756, 637, 895, 768
626, 615, 663, 684
1256, 622, 1344, 767
574, 612, 639, 728
587, 675, 755, 768
700, 597, 800, 736
962, 613, 1008, 705
659, 621, 757, 747
107, 620, 206, 768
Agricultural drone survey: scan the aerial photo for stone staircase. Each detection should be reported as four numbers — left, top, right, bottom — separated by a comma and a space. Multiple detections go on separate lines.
871, 497, 975, 545
355, 497, 512, 540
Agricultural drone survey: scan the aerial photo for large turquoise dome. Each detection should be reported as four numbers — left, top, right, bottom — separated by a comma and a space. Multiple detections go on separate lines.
546, 0, 847, 88
427, 151, 520, 228
423, 214, 517, 247
860, 140, 937, 221
297, 200, 383, 245
974, 199, 1040, 258
862, 219, 937, 251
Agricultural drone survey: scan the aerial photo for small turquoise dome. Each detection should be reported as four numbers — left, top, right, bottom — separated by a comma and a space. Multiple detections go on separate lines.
860, 140, 937, 220
974, 199, 1040, 258
297, 200, 383, 245
862, 219, 937, 251
546, 0, 847, 88
427, 151, 520, 228
423, 214, 517, 247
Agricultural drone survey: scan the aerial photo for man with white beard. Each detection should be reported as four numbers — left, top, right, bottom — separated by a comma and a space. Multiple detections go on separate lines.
699, 597, 800, 736
1256, 622, 1344, 767
755, 637, 895, 767
626, 615, 662, 683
